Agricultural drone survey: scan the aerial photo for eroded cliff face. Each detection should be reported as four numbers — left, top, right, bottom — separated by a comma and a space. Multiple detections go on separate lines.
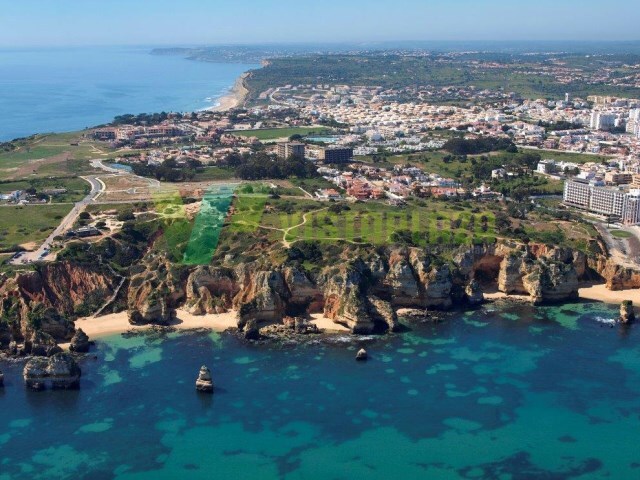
0, 262, 117, 347
597, 260, 640, 291
127, 255, 186, 325
458, 243, 586, 305
2, 237, 639, 346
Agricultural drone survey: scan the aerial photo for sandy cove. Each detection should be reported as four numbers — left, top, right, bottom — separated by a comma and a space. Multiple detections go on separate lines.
486, 283, 640, 305
63, 283, 638, 345
66, 309, 348, 343
208, 72, 249, 112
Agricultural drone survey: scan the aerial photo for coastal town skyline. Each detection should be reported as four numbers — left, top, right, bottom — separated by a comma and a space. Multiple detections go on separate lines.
2, 0, 640, 47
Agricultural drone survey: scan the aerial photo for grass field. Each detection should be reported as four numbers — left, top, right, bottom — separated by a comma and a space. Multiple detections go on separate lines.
610, 229, 634, 239
231, 127, 334, 141
0, 204, 73, 251
0, 131, 108, 180
228, 197, 496, 247
0, 177, 90, 203
192, 166, 238, 181
523, 149, 613, 165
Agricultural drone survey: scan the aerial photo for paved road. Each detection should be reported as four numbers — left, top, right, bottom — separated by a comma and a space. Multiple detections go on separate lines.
11, 176, 103, 265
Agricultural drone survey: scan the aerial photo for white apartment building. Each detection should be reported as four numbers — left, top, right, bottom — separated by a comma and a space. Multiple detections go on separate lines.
590, 112, 616, 131
564, 179, 640, 225
537, 159, 557, 175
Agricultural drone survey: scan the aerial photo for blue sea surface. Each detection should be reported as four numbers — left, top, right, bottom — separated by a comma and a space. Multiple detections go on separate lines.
0, 46, 257, 142
0, 302, 639, 479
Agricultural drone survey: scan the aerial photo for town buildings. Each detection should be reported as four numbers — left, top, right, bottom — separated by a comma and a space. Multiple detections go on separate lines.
319, 147, 354, 164
277, 142, 306, 160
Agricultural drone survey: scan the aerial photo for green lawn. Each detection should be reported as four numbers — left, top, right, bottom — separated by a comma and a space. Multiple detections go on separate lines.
610, 229, 633, 239
0, 204, 73, 251
231, 127, 334, 140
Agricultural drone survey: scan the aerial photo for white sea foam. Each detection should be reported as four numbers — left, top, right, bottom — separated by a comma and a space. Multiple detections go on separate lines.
594, 316, 617, 325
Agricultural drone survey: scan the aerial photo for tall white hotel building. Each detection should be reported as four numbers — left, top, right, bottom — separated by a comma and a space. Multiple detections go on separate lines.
564, 179, 640, 225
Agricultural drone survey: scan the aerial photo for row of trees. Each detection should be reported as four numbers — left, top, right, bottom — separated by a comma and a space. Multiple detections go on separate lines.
443, 137, 517, 155
230, 152, 317, 180
130, 158, 204, 182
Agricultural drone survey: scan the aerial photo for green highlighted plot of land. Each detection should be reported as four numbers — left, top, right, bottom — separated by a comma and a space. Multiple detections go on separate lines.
279, 208, 496, 246
183, 185, 236, 265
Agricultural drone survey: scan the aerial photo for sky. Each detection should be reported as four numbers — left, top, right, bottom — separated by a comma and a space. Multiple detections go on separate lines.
1, 0, 639, 47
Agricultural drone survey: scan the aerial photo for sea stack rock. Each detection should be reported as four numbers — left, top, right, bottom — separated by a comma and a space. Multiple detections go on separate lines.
47, 353, 82, 389
243, 319, 261, 340
356, 348, 368, 361
23, 353, 81, 390
620, 301, 635, 324
69, 329, 91, 353
0, 369, 4, 387
23, 358, 49, 391
195, 365, 214, 393
465, 280, 485, 306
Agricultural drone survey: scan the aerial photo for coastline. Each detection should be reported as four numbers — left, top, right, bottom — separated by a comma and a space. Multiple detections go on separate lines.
208, 72, 250, 112
65, 308, 349, 344
63, 282, 640, 346
578, 284, 640, 305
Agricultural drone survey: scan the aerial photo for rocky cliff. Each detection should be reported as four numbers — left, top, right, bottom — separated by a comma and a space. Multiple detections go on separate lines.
1, 237, 638, 347
0, 262, 117, 349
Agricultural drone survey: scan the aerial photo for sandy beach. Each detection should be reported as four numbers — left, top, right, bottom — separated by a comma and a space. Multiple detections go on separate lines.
578, 284, 640, 304
65, 308, 349, 345
62, 283, 636, 347
486, 283, 640, 305
65, 309, 238, 343
209, 72, 249, 112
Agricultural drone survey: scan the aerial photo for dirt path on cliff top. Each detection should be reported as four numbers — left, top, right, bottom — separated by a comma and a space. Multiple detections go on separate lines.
247, 208, 328, 248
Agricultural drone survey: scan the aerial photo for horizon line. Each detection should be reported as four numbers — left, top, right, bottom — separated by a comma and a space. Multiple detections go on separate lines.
2, 39, 640, 50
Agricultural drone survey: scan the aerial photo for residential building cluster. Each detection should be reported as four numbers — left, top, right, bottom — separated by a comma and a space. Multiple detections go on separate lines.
316, 163, 466, 202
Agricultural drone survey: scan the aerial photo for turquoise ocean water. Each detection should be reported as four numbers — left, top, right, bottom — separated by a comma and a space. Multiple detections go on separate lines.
1, 301, 639, 479
0, 46, 257, 142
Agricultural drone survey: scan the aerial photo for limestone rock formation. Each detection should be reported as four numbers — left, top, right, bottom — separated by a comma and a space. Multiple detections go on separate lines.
23, 358, 48, 391
284, 267, 324, 313
367, 296, 400, 332
356, 348, 368, 361
185, 267, 237, 315
0, 262, 114, 353
69, 328, 90, 353
23, 353, 81, 390
385, 251, 423, 307
465, 280, 484, 306
127, 255, 183, 326
497, 247, 580, 304
422, 264, 454, 309
281, 316, 321, 334
195, 365, 214, 393
620, 301, 635, 324
0, 369, 4, 387
128, 297, 172, 326
25, 331, 62, 357
47, 353, 82, 389
243, 318, 261, 340
235, 270, 287, 330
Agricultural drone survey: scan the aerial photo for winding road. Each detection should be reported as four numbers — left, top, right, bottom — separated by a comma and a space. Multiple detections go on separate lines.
11, 175, 104, 265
